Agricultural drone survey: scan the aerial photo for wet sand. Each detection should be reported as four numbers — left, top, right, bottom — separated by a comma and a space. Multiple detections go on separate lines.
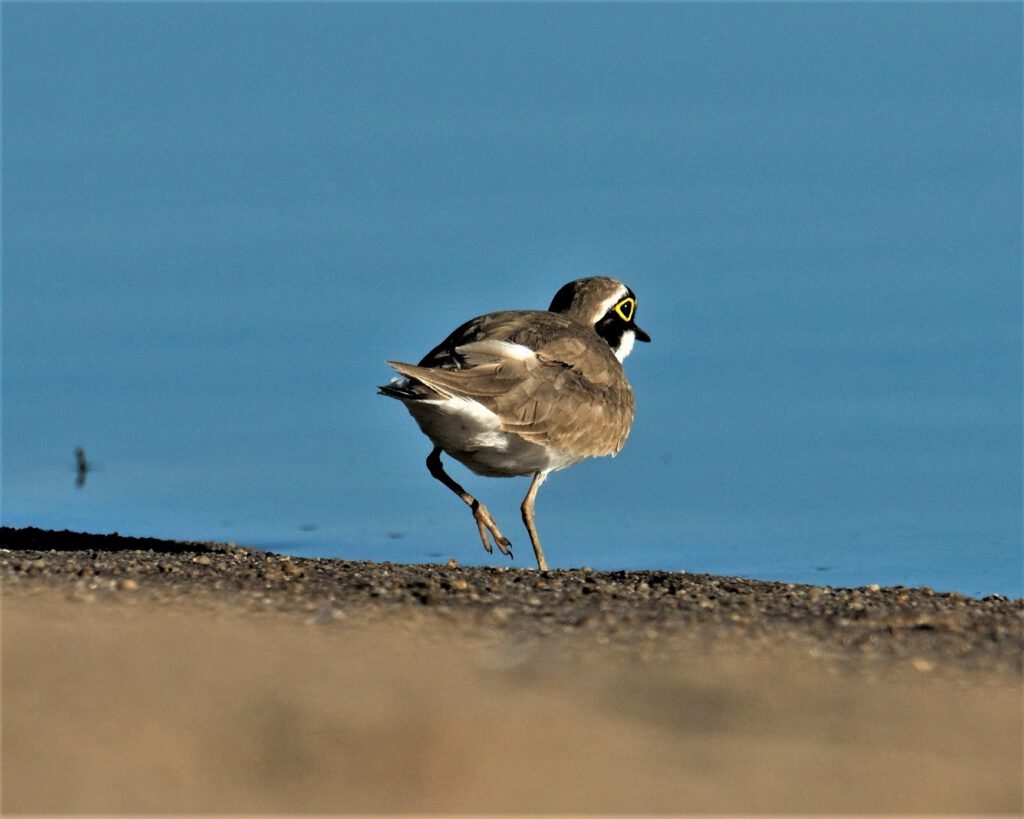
2, 526, 1022, 814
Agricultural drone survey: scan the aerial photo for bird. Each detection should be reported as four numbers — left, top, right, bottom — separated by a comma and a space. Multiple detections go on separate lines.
378, 276, 650, 571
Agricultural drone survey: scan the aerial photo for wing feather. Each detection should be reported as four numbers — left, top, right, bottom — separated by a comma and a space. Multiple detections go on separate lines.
386, 311, 635, 457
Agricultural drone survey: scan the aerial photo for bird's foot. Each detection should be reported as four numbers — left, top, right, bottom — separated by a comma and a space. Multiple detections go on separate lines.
471, 502, 513, 559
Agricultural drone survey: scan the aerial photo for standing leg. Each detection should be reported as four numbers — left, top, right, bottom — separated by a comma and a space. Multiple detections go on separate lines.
426, 447, 513, 558
520, 471, 549, 571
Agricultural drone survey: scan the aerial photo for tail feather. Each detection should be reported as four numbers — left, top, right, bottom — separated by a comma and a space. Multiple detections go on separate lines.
379, 361, 444, 401
378, 381, 418, 400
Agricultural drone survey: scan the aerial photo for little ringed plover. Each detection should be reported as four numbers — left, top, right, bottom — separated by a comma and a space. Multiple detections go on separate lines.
379, 276, 650, 570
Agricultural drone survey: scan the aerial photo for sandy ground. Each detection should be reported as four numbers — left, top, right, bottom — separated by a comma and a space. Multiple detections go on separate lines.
2, 527, 1022, 814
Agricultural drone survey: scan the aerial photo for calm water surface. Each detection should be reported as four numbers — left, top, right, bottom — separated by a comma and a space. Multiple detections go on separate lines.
3, 4, 1021, 597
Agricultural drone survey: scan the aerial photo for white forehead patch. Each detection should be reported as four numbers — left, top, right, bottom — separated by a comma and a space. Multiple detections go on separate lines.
590, 284, 629, 325
614, 329, 636, 362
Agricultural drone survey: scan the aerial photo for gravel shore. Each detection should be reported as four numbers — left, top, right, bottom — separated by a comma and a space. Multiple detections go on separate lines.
3, 526, 1022, 814
2, 526, 1021, 675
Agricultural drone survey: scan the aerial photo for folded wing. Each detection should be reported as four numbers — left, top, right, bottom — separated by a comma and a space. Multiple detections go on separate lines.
386, 330, 634, 458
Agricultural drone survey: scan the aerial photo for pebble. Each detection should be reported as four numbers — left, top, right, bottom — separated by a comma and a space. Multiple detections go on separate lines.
306, 607, 340, 625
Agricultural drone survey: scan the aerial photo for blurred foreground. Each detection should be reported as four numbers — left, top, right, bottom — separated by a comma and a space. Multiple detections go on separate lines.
4, 585, 1021, 814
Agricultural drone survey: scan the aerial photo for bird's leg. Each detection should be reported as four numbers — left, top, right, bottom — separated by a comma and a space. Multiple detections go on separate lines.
426, 447, 513, 558
520, 471, 549, 571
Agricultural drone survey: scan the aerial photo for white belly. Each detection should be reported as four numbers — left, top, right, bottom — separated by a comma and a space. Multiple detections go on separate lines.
404, 396, 584, 477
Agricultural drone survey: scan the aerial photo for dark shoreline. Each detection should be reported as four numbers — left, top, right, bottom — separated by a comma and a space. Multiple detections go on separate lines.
3, 525, 1021, 677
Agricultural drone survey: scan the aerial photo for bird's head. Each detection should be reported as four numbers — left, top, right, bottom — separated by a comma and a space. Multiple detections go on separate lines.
548, 276, 651, 362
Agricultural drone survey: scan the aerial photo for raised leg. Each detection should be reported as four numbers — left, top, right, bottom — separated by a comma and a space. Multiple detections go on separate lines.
426, 447, 513, 558
520, 471, 549, 571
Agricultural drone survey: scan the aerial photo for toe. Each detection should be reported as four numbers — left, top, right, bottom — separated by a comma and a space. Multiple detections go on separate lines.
475, 520, 494, 554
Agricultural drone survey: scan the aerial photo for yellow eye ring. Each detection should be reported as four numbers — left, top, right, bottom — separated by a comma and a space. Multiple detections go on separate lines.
614, 297, 636, 323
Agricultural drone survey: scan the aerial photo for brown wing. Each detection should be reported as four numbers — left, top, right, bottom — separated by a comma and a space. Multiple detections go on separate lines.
416, 311, 550, 369
388, 311, 635, 458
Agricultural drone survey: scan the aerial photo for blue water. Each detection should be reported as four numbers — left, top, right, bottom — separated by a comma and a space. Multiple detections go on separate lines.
3, 4, 1021, 597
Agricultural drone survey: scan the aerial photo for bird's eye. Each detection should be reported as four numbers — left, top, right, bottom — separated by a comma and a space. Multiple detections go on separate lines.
613, 298, 636, 323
